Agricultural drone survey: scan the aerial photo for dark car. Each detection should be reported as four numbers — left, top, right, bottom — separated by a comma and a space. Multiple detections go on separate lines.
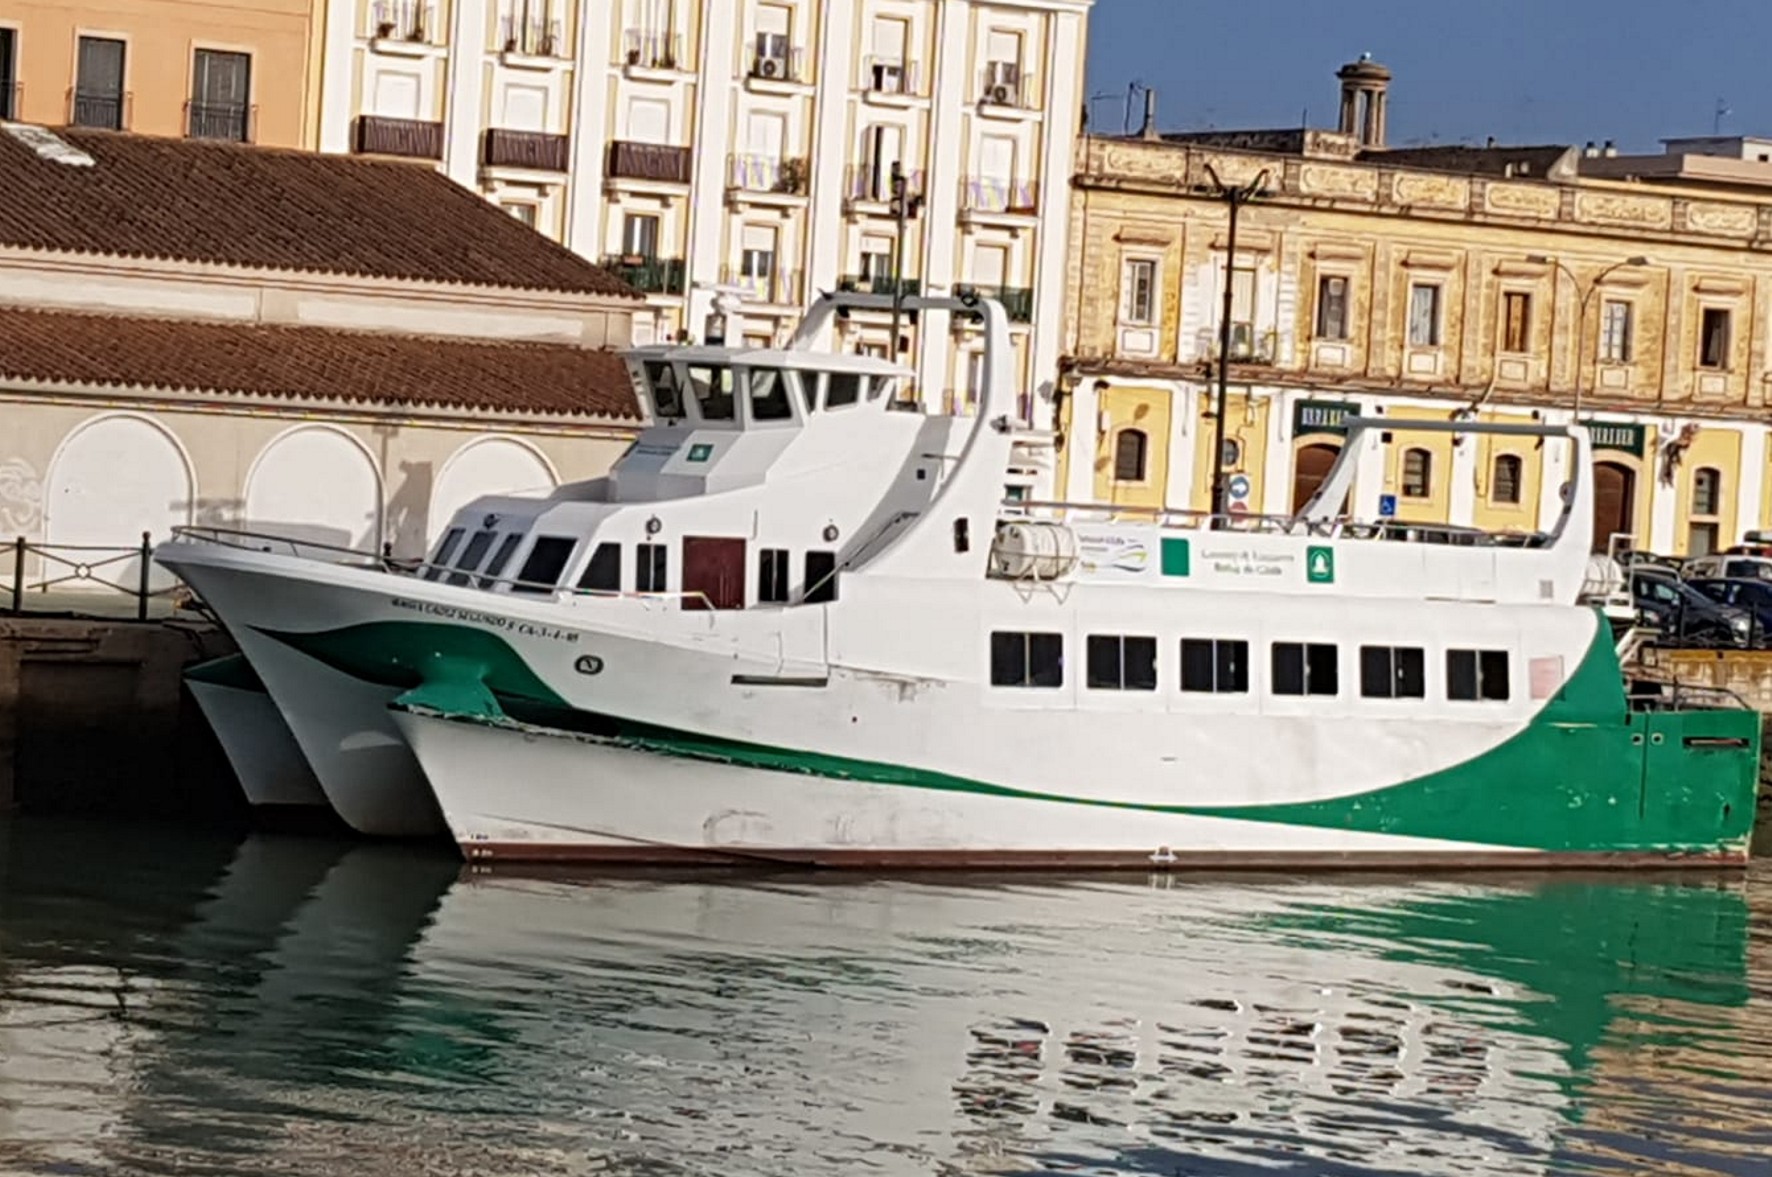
1632, 571, 1753, 646
1687, 578, 1772, 643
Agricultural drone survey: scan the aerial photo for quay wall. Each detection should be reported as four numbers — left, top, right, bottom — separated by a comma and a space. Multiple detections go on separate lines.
0, 616, 240, 818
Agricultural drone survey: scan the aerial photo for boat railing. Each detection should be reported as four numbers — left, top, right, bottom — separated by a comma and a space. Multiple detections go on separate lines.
409, 560, 722, 611
1001, 501, 1547, 549
171, 525, 397, 570
1630, 681, 1755, 713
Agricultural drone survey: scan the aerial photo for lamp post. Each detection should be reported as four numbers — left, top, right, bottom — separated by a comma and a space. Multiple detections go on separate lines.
1526, 254, 1649, 419
887, 160, 924, 365
1197, 164, 1271, 525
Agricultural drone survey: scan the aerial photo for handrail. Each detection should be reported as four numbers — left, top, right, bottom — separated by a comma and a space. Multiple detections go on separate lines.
171, 525, 394, 567
9, 532, 170, 620
1000, 501, 1545, 548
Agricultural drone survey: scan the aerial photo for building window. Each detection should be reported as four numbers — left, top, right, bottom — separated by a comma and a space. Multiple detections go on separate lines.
504, 202, 538, 228
1086, 635, 1157, 691
757, 547, 790, 604
1112, 429, 1148, 483
189, 48, 251, 141
867, 16, 910, 93
1692, 466, 1722, 516
1121, 258, 1156, 325
1700, 308, 1732, 369
1402, 448, 1432, 498
1600, 299, 1633, 363
1272, 642, 1338, 697
1360, 646, 1426, 699
1491, 454, 1523, 505
577, 542, 622, 592
990, 631, 1063, 688
752, 3, 795, 79
1447, 649, 1509, 702
1501, 291, 1531, 354
1689, 466, 1723, 555
804, 550, 838, 603
1315, 275, 1349, 340
738, 224, 778, 302
512, 536, 577, 591
73, 36, 126, 129
1407, 283, 1442, 347
1228, 265, 1256, 356
635, 542, 668, 592
1180, 639, 1249, 693
0, 28, 18, 121
622, 213, 659, 260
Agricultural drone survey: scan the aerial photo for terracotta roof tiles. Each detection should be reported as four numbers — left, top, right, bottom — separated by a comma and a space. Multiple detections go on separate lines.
0, 308, 642, 421
0, 125, 639, 298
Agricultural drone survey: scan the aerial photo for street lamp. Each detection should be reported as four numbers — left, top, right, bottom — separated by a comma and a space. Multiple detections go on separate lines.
1197, 163, 1271, 525
1526, 253, 1649, 418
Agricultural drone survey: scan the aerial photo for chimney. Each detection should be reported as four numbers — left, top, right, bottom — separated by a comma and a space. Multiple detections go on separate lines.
1486, 136, 1496, 149
1583, 141, 1598, 158
1140, 88, 1159, 140
1603, 139, 1617, 157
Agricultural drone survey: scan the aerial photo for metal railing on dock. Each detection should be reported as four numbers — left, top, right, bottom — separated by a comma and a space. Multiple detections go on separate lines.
9, 533, 170, 621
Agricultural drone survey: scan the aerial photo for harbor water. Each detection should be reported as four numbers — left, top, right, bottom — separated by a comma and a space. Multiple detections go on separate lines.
1, 817, 1769, 1176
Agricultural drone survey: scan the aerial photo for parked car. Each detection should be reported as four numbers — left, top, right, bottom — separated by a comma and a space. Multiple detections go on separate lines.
1681, 552, 1772, 582
1686, 578, 1772, 641
1631, 571, 1754, 647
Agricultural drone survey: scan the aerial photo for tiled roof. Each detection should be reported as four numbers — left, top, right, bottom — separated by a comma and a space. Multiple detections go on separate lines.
1364, 144, 1577, 179
0, 308, 642, 421
0, 124, 638, 298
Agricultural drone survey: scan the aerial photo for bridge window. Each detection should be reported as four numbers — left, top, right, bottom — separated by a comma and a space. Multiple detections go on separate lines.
645, 361, 685, 419
1360, 645, 1425, 699
1447, 649, 1509, 701
686, 365, 737, 421
480, 533, 523, 587
1086, 634, 1157, 691
1180, 638, 1248, 693
512, 536, 577, 592
748, 368, 794, 421
991, 631, 1064, 688
804, 550, 838, 603
426, 527, 465, 580
447, 529, 497, 586
758, 547, 790, 603
824, 371, 863, 410
1272, 642, 1338, 697
636, 542, 668, 592
577, 542, 622, 593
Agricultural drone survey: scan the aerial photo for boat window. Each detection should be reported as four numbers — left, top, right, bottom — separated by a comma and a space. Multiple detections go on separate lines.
990, 631, 1064, 688
480, 533, 523, 587
1447, 649, 1509, 701
758, 548, 790, 603
804, 550, 838, 603
1086, 634, 1157, 691
447, 529, 498, 586
1272, 642, 1338, 697
636, 542, 668, 592
646, 361, 685, 420
824, 371, 863, 410
747, 368, 794, 422
510, 536, 577, 593
1360, 646, 1425, 699
1180, 639, 1248, 693
426, 527, 465, 581
577, 542, 622, 593
686, 365, 737, 421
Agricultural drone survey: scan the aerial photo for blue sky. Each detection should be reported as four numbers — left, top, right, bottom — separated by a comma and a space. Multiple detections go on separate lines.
1086, 0, 1772, 151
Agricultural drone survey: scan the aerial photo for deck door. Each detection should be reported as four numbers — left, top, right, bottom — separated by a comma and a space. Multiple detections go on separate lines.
682, 536, 748, 610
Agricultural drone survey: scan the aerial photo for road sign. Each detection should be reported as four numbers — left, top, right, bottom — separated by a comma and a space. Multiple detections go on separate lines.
1378, 494, 1397, 518
1228, 473, 1252, 500
1228, 500, 1249, 514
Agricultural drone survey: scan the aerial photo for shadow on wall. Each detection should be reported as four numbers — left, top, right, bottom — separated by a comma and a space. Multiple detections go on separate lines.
387, 459, 435, 560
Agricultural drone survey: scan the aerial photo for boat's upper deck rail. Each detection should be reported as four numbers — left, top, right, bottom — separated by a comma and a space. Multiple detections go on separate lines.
1004, 502, 1550, 549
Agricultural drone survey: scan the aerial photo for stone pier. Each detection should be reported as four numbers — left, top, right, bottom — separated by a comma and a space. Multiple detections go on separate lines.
0, 615, 240, 819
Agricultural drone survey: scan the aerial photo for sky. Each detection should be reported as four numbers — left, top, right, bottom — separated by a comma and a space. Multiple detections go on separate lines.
1086, 0, 1772, 152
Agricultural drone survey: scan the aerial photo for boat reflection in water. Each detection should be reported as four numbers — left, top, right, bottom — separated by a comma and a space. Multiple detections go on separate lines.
0, 823, 1764, 1176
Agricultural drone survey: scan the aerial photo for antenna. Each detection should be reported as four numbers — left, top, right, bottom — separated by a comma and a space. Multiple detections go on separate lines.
1123, 80, 1147, 135
1715, 98, 1731, 135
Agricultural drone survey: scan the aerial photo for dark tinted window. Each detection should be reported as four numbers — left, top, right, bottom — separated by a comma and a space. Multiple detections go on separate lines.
646, 361, 685, 418
511, 536, 576, 592
1360, 646, 1425, 699
824, 372, 863, 409
1086, 635, 1157, 691
1180, 638, 1249, 693
577, 542, 622, 592
636, 543, 668, 592
990, 632, 1064, 688
686, 365, 736, 420
1447, 649, 1510, 701
1273, 642, 1338, 696
748, 369, 793, 421
804, 551, 838, 603
758, 548, 790, 603
427, 527, 465, 580
447, 529, 498, 586
480, 533, 523, 586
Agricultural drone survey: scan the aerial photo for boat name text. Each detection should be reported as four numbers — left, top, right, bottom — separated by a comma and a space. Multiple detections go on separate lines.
389, 597, 581, 642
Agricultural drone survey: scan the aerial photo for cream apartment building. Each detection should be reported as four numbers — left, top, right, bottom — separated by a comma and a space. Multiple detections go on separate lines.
314, 0, 1091, 426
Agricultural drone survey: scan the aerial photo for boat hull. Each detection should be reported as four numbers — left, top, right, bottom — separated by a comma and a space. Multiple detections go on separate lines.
186, 656, 329, 812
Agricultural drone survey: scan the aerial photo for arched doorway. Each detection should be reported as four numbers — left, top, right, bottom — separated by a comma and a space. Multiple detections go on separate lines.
1292, 443, 1341, 514
245, 427, 382, 550
428, 438, 557, 544
1593, 461, 1635, 553
45, 415, 192, 592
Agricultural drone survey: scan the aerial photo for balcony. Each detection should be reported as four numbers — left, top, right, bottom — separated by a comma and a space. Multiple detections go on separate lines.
727, 153, 808, 199
69, 88, 128, 131
958, 176, 1039, 218
837, 274, 921, 299
602, 255, 687, 296
352, 115, 445, 160
747, 41, 806, 86
483, 127, 570, 172
957, 284, 1035, 323
622, 28, 684, 72
497, 13, 562, 57
844, 164, 926, 209
1197, 325, 1278, 365
720, 265, 801, 307
186, 100, 254, 143
862, 56, 920, 100
606, 140, 693, 184
371, 0, 434, 42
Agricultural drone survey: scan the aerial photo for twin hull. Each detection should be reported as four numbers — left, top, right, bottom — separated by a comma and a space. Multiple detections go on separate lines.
158, 541, 1759, 866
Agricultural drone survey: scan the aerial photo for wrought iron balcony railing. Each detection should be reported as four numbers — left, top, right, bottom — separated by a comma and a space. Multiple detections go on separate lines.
186, 100, 253, 142
837, 274, 921, 299
483, 127, 570, 171
601, 255, 686, 295
956, 284, 1035, 323
69, 88, 127, 130
353, 114, 445, 160
606, 140, 693, 183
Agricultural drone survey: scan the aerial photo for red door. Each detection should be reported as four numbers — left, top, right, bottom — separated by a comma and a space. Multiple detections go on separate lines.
681, 536, 747, 610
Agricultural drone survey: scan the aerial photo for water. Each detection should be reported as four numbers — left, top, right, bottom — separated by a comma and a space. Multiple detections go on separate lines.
1, 818, 1770, 1176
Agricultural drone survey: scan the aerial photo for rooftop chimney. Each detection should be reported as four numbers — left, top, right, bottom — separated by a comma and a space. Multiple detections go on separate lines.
1603, 139, 1617, 157
1486, 135, 1497, 149
1583, 141, 1598, 158
1140, 88, 1159, 140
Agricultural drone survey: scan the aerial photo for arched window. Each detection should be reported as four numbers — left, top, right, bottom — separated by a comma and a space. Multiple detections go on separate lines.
1691, 467, 1722, 517
1491, 454, 1523, 505
1113, 429, 1149, 483
1401, 447, 1432, 498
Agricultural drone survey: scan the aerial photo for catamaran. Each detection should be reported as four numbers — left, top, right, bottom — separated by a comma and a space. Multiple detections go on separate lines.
156, 292, 1760, 867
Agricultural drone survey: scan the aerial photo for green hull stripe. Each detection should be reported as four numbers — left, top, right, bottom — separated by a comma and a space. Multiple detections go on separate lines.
185, 653, 264, 693
262, 614, 1761, 854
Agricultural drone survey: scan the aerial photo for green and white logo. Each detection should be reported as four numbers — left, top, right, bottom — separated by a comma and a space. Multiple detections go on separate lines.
687, 443, 714, 462
1306, 545, 1335, 584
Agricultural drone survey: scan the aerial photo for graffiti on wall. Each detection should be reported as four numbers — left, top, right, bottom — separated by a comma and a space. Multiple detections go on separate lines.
0, 457, 44, 535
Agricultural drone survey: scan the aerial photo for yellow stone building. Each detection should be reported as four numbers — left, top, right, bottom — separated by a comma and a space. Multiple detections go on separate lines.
1057, 61, 1772, 557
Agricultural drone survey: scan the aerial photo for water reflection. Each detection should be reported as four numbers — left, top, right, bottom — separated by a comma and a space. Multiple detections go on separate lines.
0, 819, 1767, 1176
